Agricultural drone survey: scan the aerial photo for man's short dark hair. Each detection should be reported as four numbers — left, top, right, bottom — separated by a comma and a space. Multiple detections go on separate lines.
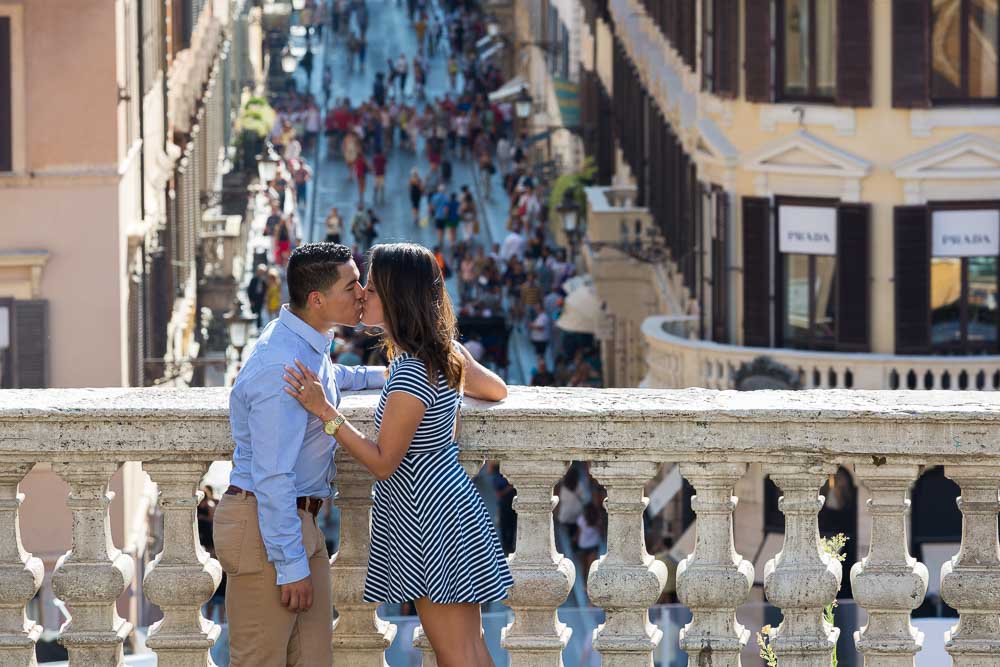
286, 243, 355, 309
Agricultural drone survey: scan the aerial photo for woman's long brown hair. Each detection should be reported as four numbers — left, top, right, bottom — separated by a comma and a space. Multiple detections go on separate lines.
368, 243, 465, 390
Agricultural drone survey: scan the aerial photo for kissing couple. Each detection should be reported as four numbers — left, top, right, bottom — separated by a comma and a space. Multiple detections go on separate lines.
213, 242, 513, 666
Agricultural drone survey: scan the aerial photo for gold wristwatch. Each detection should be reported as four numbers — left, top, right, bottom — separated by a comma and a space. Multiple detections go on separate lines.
323, 414, 346, 436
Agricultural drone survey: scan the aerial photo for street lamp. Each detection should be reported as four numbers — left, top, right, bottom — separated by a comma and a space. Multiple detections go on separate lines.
226, 304, 256, 374
258, 153, 279, 183
487, 20, 501, 37
515, 87, 533, 120
280, 46, 298, 73
558, 189, 581, 265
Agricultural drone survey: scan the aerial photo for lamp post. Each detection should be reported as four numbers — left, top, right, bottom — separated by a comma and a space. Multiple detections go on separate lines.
280, 45, 298, 74
558, 189, 581, 266
257, 152, 279, 184
225, 303, 255, 376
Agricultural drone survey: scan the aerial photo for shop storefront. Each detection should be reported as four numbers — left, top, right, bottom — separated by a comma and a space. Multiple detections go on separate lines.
743, 197, 871, 351
895, 203, 1000, 355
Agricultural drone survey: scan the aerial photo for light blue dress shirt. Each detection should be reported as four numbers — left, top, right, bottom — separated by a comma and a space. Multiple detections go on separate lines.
229, 305, 385, 584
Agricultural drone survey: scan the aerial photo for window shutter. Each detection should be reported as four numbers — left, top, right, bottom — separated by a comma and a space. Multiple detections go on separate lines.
892, 0, 930, 108
742, 197, 772, 347
836, 0, 872, 106
716, 0, 739, 97
744, 0, 772, 102
12, 300, 48, 388
0, 17, 12, 172
836, 204, 870, 350
894, 206, 931, 354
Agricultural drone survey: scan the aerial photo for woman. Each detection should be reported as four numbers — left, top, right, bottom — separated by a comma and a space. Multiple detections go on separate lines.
324, 206, 342, 243
408, 168, 424, 226
264, 268, 282, 323
283, 243, 511, 667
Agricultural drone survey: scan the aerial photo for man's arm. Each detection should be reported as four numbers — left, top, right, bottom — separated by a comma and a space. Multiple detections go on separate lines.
246, 365, 311, 585
334, 362, 387, 391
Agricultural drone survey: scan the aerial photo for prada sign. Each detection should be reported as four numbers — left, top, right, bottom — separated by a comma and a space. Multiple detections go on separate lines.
932, 210, 1000, 257
779, 206, 837, 255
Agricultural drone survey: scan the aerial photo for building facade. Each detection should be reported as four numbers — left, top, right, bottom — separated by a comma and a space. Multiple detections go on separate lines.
574, 0, 1000, 392
0, 0, 261, 636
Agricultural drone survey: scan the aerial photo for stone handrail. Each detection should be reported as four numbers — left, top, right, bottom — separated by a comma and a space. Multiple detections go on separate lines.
643, 315, 1000, 391
2, 387, 1000, 666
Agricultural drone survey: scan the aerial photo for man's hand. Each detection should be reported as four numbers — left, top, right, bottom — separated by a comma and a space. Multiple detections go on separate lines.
280, 577, 314, 613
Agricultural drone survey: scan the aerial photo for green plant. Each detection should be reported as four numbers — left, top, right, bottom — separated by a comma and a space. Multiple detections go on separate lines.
547, 157, 597, 226
756, 534, 849, 667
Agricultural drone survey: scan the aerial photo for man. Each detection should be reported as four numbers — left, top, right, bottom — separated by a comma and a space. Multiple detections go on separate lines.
247, 264, 268, 328
351, 204, 374, 252
215, 244, 385, 666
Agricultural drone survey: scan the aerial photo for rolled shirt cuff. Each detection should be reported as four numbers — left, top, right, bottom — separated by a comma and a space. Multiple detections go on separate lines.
274, 555, 312, 585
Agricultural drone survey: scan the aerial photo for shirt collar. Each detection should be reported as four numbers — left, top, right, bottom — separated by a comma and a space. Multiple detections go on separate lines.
278, 305, 334, 355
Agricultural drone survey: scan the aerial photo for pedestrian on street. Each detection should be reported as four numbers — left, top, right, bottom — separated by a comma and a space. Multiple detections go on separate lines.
372, 150, 387, 205
395, 54, 409, 97
430, 184, 449, 247
351, 204, 374, 252
342, 130, 360, 180
264, 268, 282, 323
447, 55, 459, 91
247, 264, 268, 329
415, 11, 428, 55
274, 217, 293, 267
446, 191, 461, 247
354, 151, 370, 204
324, 206, 343, 243
459, 185, 478, 241
408, 168, 424, 226
373, 72, 387, 107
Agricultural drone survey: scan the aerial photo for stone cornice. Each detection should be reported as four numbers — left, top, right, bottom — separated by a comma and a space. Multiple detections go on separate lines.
1, 387, 999, 463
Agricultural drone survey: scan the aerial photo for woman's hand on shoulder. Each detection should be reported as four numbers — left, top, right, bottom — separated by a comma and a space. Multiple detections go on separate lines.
456, 341, 507, 402
283, 360, 335, 420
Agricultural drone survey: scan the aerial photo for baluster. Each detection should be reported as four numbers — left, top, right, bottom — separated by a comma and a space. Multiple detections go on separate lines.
851, 464, 927, 667
676, 462, 753, 667
412, 625, 437, 666
51, 461, 135, 666
0, 463, 44, 667
940, 465, 1000, 666
500, 459, 574, 667
331, 454, 396, 666
763, 464, 841, 667
588, 460, 668, 667
142, 461, 223, 666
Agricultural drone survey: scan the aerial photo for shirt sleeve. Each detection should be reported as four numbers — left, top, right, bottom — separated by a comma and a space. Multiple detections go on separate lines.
245, 364, 311, 585
385, 357, 437, 408
334, 363, 387, 391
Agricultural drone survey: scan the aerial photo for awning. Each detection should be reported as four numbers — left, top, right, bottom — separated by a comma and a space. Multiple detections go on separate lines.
557, 276, 603, 334
488, 76, 527, 103
553, 77, 580, 129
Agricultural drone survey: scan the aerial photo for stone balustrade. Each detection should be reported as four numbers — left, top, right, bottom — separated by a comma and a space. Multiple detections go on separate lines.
643, 315, 1000, 391
2, 387, 1000, 666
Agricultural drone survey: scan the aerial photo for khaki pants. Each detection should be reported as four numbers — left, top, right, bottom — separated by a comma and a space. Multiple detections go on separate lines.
213, 493, 333, 667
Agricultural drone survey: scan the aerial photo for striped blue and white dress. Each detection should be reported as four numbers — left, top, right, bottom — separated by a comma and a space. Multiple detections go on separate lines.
364, 351, 514, 604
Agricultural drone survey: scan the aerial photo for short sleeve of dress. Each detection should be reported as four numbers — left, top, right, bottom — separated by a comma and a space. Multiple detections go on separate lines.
385, 356, 438, 408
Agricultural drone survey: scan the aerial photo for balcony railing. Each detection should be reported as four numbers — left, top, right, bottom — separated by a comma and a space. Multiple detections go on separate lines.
2, 387, 999, 666
643, 315, 1000, 391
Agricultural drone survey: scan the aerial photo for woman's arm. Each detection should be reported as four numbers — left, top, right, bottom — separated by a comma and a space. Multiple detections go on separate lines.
455, 342, 507, 401
284, 360, 423, 481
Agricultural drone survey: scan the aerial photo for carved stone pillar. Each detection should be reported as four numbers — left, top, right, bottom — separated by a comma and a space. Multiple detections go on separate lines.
331, 454, 396, 666
51, 461, 135, 667
142, 461, 223, 666
763, 464, 841, 667
940, 465, 1000, 666
676, 462, 753, 667
588, 460, 668, 667
412, 625, 437, 667
851, 464, 927, 667
499, 459, 574, 667
0, 463, 44, 667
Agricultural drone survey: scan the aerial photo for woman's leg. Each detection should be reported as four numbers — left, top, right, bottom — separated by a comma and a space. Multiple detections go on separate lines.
413, 598, 493, 667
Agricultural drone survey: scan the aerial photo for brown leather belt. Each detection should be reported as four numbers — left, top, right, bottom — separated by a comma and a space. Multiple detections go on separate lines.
225, 485, 324, 517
